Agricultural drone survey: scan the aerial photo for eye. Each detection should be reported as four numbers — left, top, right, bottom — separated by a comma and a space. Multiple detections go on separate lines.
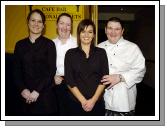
59, 22, 64, 25
89, 31, 93, 34
67, 24, 71, 27
107, 27, 112, 30
81, 31, 85, 34
30, 19, 35, 22
37, 20, 43, 24
115, 28, 121, 31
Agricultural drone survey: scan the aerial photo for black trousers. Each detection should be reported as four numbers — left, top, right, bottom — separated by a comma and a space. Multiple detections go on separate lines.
68, 99, 105, 116
54, 82, 71, 116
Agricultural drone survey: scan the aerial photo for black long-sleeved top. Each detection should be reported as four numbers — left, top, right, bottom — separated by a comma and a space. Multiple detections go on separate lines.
65, 46, 109, 100
14, 36, 56, 93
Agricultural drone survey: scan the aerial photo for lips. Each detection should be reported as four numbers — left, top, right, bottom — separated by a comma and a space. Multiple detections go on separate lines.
61, 30, 67, 33
83, 38, 89, 40
110, 34, 117, 37
32, 26, 40, 30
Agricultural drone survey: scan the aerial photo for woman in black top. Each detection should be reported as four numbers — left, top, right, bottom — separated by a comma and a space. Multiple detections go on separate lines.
13, 9, 57, 115
65, 19, 109, 116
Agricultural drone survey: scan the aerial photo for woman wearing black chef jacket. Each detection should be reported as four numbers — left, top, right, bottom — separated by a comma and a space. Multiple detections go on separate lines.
13, 9, 57, 116
65, 19, 109, 116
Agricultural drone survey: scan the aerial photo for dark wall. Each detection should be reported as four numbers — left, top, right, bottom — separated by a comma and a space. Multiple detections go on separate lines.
134, 7, 155, 88
98, 5, 155, 89
5, 53, 22, 115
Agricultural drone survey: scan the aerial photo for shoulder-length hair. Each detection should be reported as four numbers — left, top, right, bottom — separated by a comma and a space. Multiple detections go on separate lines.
77, 19, 96, 47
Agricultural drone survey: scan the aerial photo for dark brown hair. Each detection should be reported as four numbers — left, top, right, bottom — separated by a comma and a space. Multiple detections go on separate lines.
106, 17, 124, 29
27, 9, 46, 24
77, 19, 96, 47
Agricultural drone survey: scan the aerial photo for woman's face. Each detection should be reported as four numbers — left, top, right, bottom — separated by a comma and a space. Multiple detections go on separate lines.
80, 25, 94, 45
57, 16, 71, 39
28, 12, 44, 35
105, 21, 124, 44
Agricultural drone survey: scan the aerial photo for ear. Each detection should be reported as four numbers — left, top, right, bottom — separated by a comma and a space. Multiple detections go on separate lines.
105, 27, 107, 34
43, 23, 45, 29
122, 28, 124, 35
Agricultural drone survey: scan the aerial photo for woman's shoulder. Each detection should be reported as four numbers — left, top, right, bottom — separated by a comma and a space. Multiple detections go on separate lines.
42, 36, 54, 43
95, 47, 106, 53
66, 47, 78, 54
41, 36, 55, 46
15, 37, 29, 47
65, 48, 78, 59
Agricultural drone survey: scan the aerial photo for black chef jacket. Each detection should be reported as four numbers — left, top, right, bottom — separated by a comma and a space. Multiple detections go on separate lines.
13, 36, 57, 115
65, 46, 109, 100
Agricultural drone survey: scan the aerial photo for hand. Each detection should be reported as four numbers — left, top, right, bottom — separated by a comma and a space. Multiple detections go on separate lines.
82, 98, 96, 112
54, 75, 64, 85
101, 74, 121, 88
21, 89, 31, 100
27, 90, 39, 103
80, 99, 88, 111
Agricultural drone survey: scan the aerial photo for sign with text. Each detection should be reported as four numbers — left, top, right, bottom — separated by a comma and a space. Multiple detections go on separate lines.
26, 5, 84, 21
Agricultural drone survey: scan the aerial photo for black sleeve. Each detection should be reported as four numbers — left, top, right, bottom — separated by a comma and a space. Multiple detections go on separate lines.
13, 42, 26, 93
34, 41, 57, 92
64, 50, 77, 88
100, 49, 109, 76
99, 49, 109, 86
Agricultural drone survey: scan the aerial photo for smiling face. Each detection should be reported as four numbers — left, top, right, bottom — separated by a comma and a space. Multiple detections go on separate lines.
57, 15, 72, 40
105, 21, 124, 44
28, 12, 44, 35
80, 25, 94, 45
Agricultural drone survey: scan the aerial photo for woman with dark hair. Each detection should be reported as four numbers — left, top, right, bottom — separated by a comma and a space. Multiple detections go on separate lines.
65, 19, 109, 116
13, 9, 57, 115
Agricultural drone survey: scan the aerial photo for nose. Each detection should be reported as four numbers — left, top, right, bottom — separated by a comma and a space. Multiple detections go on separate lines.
84, 32, 88, 36
34, 21, 39, 26
62, 24, 67, 30
111, 28, 115, 33
84, 32, 90, 37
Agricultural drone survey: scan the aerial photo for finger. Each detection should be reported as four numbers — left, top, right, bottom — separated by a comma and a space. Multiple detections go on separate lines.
26, 100, 31, 104
101, 77, 110, 83
82, 103, 89, 110
26, 99, 29, 103
101, 79, 107, 82
102, 75, 110, 79
102, 81, 111, 85
57, 81, 62, 85
55, 77, 60, 82
85, 107, 92, 112
31, 98, 37, 103
56, 80, 62, 85
33, 98, 37, 102
83, 107, 90, 112
57, 76, 62, 81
